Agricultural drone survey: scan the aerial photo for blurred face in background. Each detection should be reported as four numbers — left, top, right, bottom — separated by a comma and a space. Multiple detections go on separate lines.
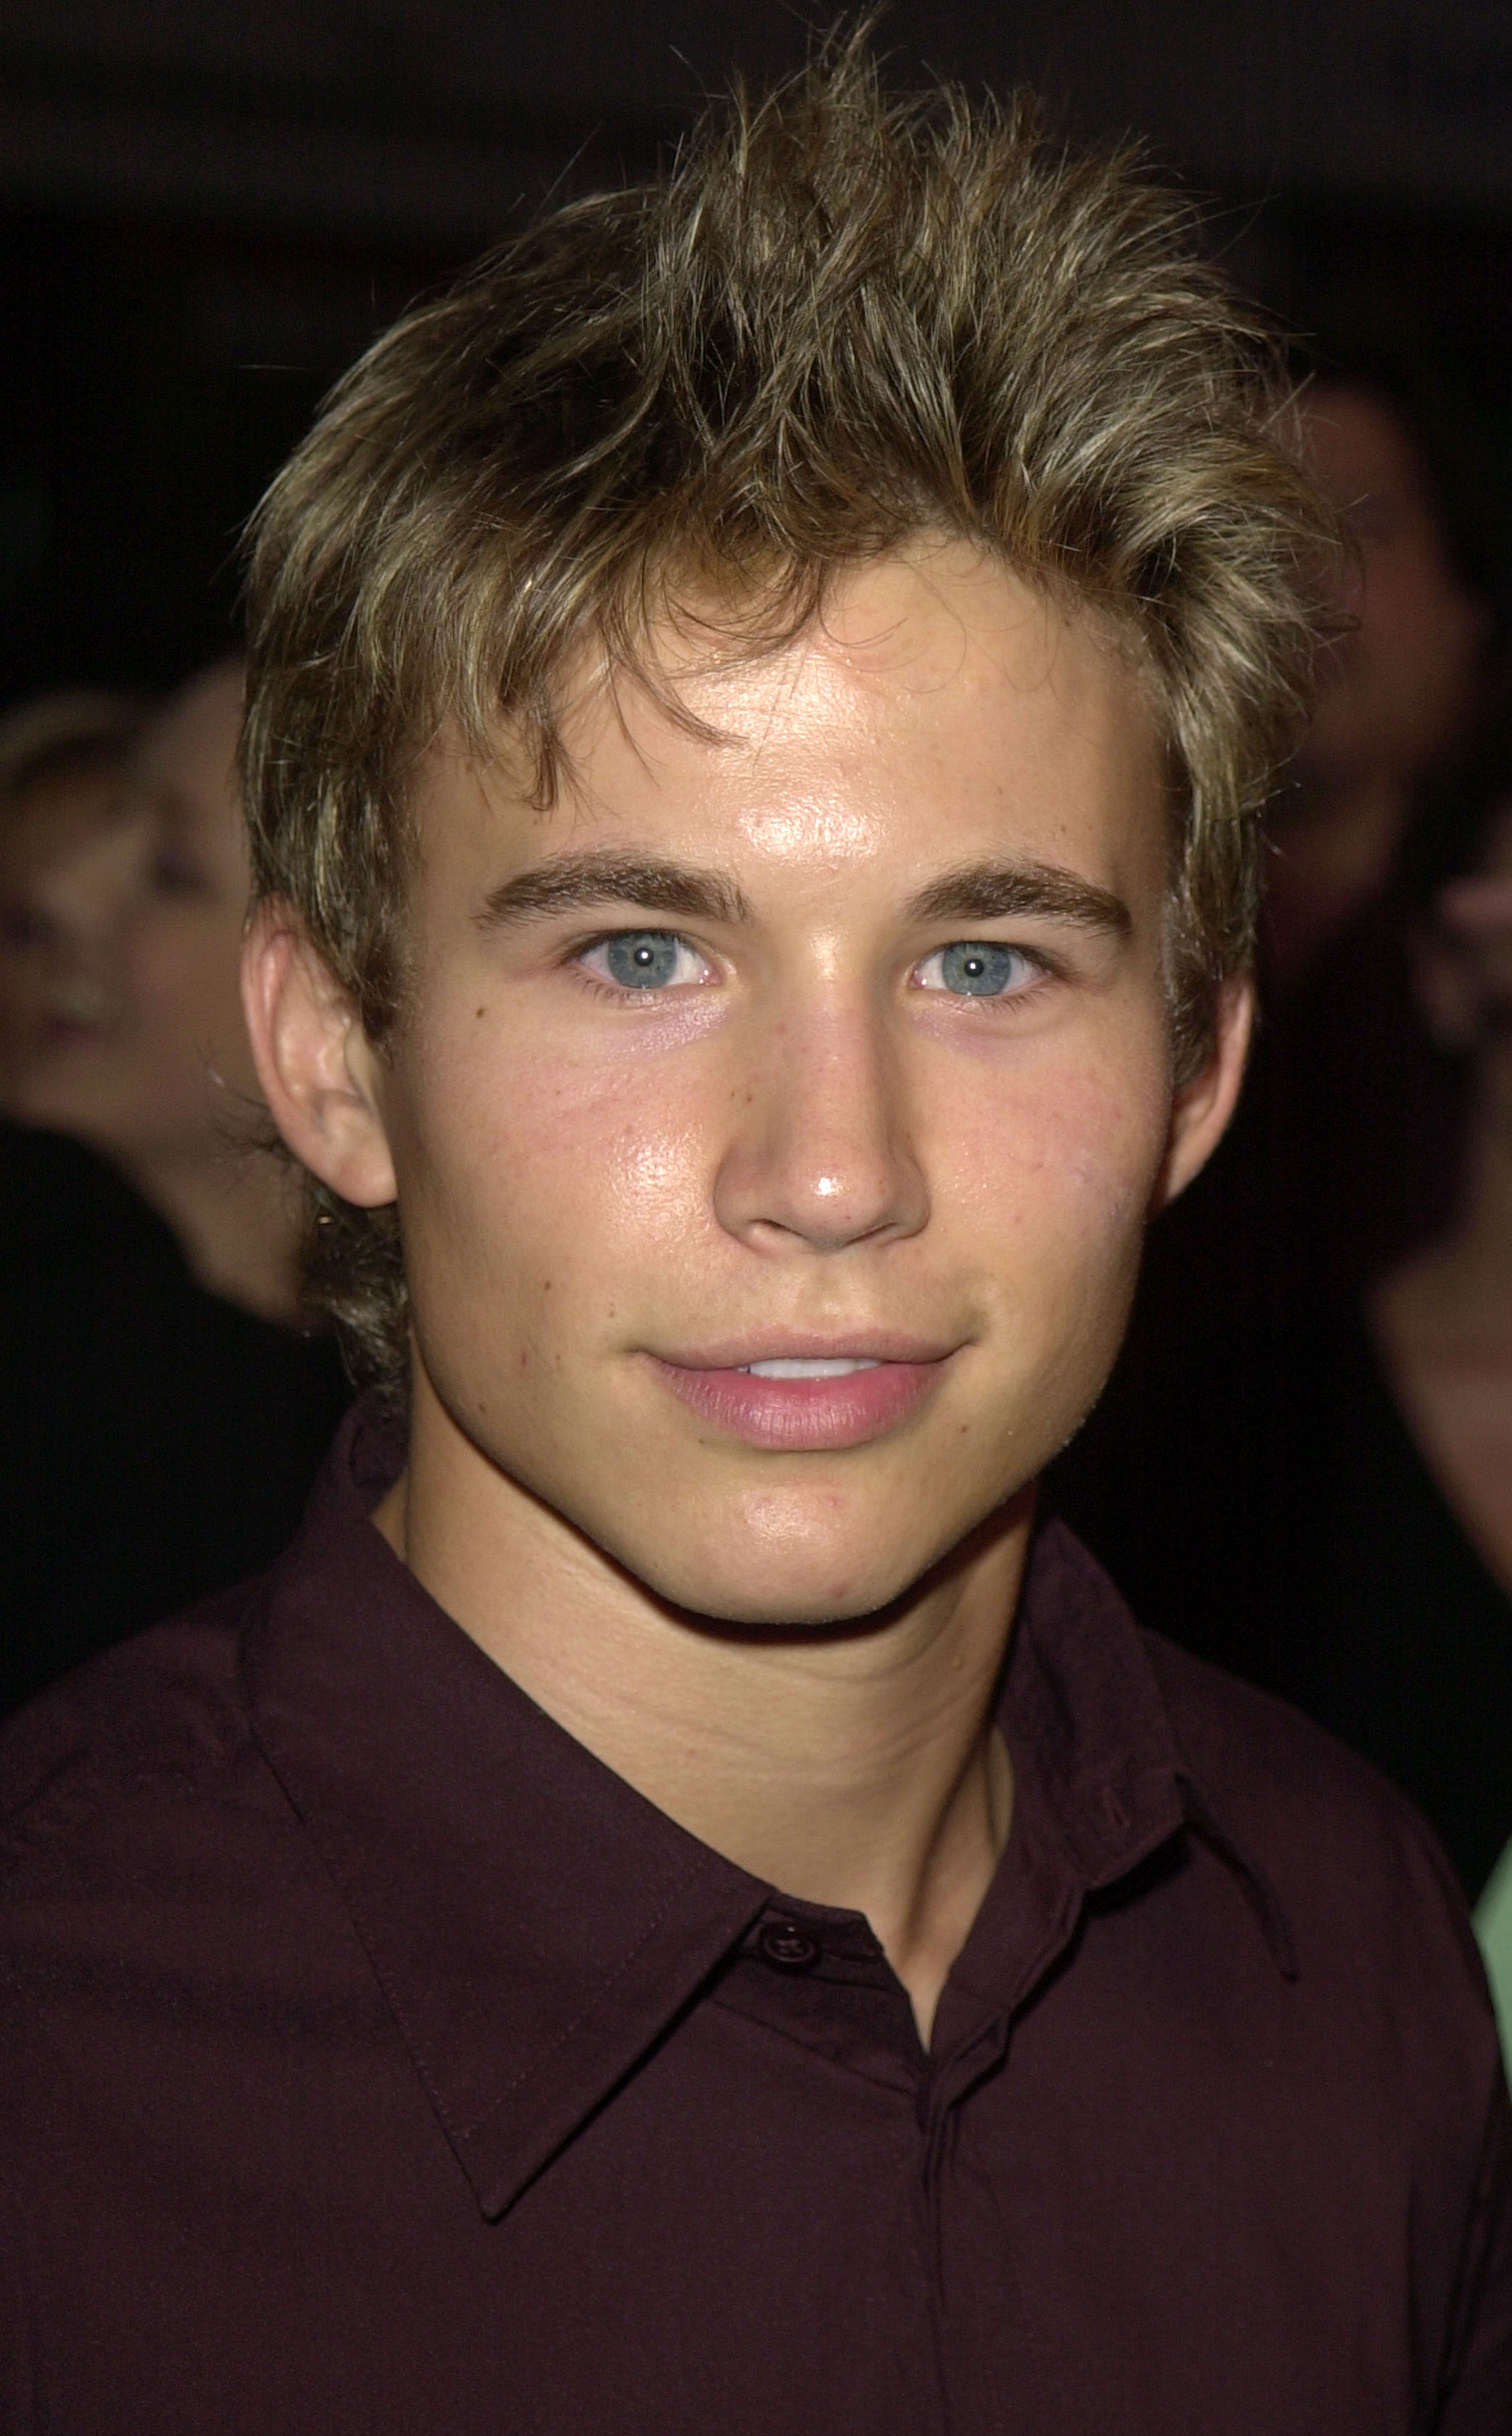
1299, 383, 1490, 795
1, 661, 259, 1171
0, 752, 138, 1092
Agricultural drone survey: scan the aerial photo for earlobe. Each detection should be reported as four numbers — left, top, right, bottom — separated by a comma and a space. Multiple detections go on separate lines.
240, 901, 398, 1210
1150, 975, 1254, 1215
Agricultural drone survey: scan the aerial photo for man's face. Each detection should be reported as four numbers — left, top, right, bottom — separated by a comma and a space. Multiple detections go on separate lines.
334, 544, 1213, 1625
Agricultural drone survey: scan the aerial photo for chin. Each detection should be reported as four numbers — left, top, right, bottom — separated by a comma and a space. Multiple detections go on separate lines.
618, 1522, 958, 1636
677, 1578, 918, 1635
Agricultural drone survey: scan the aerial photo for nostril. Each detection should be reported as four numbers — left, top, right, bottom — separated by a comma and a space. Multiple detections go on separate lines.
711, 1044, 929, 1251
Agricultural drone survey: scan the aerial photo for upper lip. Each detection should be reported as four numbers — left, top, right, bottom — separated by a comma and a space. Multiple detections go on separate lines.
651, 1331, 959, 1370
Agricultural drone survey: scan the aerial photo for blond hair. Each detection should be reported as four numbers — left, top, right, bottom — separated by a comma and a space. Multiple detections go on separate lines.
244, 32, 1334, 1397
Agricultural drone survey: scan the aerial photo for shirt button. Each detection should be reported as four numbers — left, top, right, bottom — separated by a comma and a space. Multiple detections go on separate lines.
758, 1918, 821, 1972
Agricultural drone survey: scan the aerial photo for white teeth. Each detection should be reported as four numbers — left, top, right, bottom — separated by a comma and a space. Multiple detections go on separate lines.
741, 1357, 883, 1379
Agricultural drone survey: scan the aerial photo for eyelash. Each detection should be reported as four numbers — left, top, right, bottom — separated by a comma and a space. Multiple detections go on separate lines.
573, 932, 715, 999
912, 941, 1051, 999
570, 929, 1059, 1005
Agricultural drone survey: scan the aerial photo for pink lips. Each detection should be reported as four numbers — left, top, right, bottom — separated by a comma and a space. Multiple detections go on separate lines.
649, 1352, 950, 1451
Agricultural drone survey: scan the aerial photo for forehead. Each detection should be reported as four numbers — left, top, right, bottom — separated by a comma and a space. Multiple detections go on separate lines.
423, 542, 1164, 895
131, 668, 243, 819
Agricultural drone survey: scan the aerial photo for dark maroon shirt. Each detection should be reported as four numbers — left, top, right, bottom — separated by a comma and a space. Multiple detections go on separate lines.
2, 1405, 1509, 2432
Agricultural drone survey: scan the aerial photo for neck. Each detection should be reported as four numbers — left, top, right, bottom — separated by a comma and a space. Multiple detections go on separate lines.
377, 1374, 1026, 2046
123, 1139, 304, 1325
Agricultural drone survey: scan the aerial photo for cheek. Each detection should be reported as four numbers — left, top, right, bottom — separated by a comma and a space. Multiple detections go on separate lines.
932, 1042, 1170, 1459
936, 1031, 1170, 1272
126, 919, 242, 1033
396, 1011, 712, 1309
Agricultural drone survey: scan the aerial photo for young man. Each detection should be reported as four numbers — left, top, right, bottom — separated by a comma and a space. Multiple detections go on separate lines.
1, 46, 1508, 2433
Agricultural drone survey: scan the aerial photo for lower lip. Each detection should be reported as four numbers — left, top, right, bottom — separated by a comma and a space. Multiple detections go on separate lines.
649, 1357, 949, 1450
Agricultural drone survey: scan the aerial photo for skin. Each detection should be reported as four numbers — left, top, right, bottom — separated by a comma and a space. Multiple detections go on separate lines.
6, 662, 302, 1322
246, 541, 1249, 2039
0, 760, 139, 1090
1268, 384, 1490, 987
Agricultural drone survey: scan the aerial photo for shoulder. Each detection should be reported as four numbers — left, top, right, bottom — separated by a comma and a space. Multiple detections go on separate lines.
1142, 1617, 1450, 1862
1036, 1519, 1495, 2042
0, 1583, 296, 1903
0, 1578, 376, 2198
1139, 1620, 1494, 2027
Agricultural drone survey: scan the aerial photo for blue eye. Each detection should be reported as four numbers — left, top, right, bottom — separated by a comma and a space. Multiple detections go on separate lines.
918, 941, 1035, 998
586, 931, 704, 990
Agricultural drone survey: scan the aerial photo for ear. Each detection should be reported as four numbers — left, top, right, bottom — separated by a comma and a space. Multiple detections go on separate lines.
241, 900, 397, 1209
1149, 974, 1254, 1216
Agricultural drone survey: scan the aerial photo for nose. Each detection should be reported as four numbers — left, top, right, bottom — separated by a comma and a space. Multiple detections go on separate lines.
713, 989, 929, 1254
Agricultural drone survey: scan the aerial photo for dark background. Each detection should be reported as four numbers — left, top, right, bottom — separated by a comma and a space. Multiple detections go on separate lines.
5, 0, 1512, 705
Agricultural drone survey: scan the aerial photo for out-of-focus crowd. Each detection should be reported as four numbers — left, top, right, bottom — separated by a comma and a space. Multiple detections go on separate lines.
2, 354, 1511, 1973
0, 663, 347, 1715
1052, 362, 1512, 1979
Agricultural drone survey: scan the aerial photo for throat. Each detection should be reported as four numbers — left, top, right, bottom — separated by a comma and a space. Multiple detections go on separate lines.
391, 1362, 1030, 2047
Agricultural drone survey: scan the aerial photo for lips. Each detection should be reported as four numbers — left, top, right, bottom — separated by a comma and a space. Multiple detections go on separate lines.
647, 1343, 953, 1451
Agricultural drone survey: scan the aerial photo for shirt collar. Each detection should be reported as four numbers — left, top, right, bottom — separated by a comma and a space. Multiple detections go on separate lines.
243, 1402, 1294, 2223
985, 1518, 1299, 1999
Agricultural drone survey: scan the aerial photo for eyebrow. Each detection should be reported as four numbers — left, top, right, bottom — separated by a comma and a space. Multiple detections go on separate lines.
904, 858, 1133, 939
475, 846, 1131, 940
477, 850, 752, 931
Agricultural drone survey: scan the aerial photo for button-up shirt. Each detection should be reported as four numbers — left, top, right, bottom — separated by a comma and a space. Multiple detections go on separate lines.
2, 1404, 1509, 2432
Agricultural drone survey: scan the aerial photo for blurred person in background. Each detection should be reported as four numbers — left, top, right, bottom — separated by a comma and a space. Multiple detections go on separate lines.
0, 687, 148, 1082
1058, 713, 1512, 1905
1237, 365, 1512, 1310
1190, 360, 1507, 1312
1052, 357, 1512, 1711
1218, 721, 1512, 1905
3, 660, 304, 1320
0, 660, 348, 1715
1344, 729, 1512, 1898
1266, 373, 1497, 992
